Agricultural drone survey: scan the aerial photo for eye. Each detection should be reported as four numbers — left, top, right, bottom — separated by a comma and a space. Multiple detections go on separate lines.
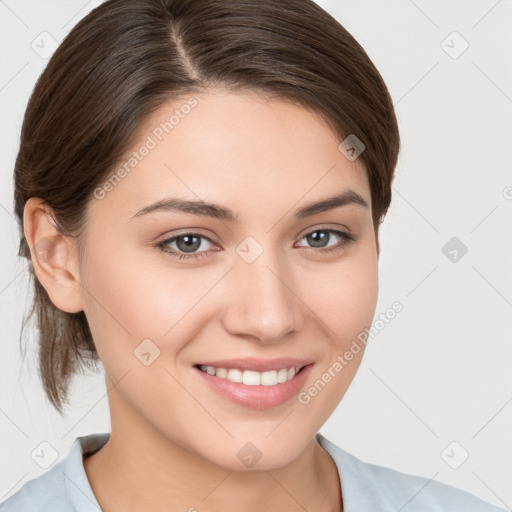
156, 233, 216, 261
295, 228, 355, 252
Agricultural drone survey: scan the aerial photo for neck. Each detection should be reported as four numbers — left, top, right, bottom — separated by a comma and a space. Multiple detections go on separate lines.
83, 392, 342, 512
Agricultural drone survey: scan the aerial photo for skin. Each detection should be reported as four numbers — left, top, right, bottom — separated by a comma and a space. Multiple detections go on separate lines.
24, 88, 380, 512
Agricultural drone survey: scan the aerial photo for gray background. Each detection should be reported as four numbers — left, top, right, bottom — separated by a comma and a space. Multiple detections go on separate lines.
1, 0, 511, 507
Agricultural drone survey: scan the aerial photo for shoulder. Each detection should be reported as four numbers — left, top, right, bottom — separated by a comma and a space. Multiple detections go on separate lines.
0, 458, 70, 511
0, 433, 109, 512
316, 433, 506, 512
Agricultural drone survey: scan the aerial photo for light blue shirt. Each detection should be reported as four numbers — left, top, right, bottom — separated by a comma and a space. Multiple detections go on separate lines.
0, 432, 505, 511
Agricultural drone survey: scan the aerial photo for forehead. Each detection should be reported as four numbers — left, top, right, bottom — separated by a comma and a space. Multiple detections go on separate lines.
89, 88, 370, 222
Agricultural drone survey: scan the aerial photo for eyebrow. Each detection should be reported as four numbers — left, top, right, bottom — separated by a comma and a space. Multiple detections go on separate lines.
131, 189, 369, 222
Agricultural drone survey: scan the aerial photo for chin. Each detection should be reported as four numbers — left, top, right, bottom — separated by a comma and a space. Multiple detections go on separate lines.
196, 436, 307, 472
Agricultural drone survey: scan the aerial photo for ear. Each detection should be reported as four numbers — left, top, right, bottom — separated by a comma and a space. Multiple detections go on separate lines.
24, 197, 84, 313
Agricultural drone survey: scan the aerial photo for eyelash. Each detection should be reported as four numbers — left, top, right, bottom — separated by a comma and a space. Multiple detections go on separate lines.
156, 228, 356, 261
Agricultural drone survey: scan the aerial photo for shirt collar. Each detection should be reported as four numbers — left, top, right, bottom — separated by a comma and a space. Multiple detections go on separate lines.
64, 433, 109, 511
316, 431, 380, 510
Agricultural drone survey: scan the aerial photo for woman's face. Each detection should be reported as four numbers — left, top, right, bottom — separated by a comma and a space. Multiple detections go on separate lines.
76, 88, 379, 470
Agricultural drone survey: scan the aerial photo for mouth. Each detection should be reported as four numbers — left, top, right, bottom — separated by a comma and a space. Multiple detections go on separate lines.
192, 359, 314, 409
193, 363, 309, 385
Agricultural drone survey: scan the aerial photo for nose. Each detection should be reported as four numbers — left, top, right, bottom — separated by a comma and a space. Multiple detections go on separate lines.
221, 248, 304, 345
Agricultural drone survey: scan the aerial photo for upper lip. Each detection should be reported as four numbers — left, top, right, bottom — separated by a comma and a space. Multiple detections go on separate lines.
194, 357, 314, 372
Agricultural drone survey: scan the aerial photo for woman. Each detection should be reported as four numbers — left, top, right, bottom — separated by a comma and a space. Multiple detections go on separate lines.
1, 0, 505, 510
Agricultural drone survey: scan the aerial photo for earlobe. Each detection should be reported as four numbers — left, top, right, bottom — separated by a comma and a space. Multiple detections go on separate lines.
24, 197, 84, 313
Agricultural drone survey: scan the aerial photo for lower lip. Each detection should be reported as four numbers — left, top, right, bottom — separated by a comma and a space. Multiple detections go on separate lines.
193, 364, 314, 409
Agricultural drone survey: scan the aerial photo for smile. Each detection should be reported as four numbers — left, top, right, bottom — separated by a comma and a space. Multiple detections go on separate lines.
197, 365, 302, 385
193, 359, 314, 409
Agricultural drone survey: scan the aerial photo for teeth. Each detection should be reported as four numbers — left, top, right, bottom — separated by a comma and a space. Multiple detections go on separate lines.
216, 367, 227, 378
199, 365, 299, 385
227, 368, 242, 383
277, 368, 288, 383
243, 370, 260, 386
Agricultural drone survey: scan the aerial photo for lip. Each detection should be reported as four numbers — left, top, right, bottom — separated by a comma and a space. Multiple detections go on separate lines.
193, 357, 313, 372
193, 361, 314, 409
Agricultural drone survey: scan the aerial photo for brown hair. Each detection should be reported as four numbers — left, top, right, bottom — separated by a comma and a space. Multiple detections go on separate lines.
14, 0, 400, 413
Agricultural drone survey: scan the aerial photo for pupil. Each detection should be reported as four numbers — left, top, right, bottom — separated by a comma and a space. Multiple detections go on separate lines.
177, 235, 200, 252
307, 231, 328, 248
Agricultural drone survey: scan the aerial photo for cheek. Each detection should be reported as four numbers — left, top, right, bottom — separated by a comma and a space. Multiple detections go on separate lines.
78, 250, 197, 411
79, 245, 217, 363
303, 251, 379, 345
297, 250, 378, 406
